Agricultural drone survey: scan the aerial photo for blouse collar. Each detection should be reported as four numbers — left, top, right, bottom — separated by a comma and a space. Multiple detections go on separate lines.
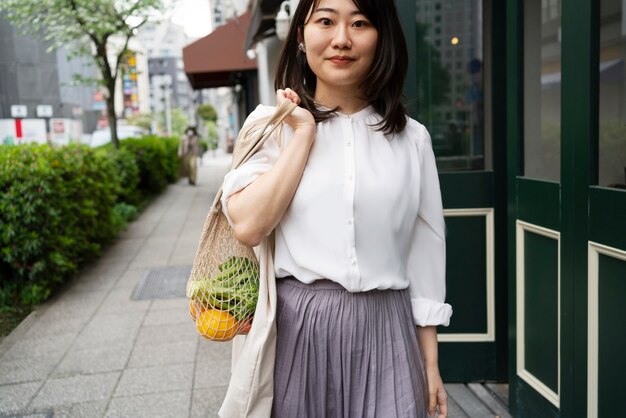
317, 104, 377, 121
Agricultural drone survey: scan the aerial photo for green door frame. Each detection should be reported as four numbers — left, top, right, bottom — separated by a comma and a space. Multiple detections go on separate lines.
506, 0, 626, 417
397, 0, 510, 383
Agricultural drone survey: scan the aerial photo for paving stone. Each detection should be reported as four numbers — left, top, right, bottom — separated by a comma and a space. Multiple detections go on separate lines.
42, 291, 106, 321
51, 342, 133, 378
24, 315, 88, 339
194, 357, 232, 390
149, 297, 189, 312
1, 332, 75, 362
113, 363, 193, 397
142, 307, 188, 327
98, 238, 144, 261
0, 354, 60, 385
135, 323, 198, 347
113, 267, 148, 290
67, 399, 108, 418
79, 263, 128, 283
96, 288, 151, 315
127, 340, 196, 369
29, 372, 120, 409
105, 390, 190, 418
151, 221, 187, 239
190, 386, 228, 418
197, 339, 233, 362
0, 381, 42, 415
72, 313, 144, 350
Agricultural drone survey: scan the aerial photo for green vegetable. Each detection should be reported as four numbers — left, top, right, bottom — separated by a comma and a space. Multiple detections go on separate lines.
189, 256, 259, 320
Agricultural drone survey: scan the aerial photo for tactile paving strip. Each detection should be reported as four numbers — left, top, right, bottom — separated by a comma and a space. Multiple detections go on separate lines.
131, 265, 192, 300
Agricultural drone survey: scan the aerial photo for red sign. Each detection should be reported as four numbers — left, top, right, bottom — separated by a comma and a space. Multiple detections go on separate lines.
15, 119, 22, 138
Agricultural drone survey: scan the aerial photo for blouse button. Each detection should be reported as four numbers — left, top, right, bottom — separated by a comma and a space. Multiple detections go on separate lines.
351, 259, 357, 266
347, 218, 353, 225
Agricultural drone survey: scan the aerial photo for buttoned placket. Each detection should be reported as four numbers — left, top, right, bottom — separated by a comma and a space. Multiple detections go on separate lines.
342, 116, 360, 290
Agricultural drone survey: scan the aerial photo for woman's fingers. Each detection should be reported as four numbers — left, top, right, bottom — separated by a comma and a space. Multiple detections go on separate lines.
428, 390, 437, 416
437, 388, 448, 417
277, 88, 301, 105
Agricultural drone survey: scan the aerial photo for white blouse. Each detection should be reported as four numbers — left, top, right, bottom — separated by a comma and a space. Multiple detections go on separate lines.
221, 105, 452, 327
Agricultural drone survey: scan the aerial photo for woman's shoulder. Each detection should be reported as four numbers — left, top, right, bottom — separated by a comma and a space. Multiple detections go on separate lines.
402, 116, 433, 150
244, 104, 277, 125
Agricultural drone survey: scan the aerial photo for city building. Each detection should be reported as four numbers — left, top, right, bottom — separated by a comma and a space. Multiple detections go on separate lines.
0, 14, 100, 142
137, 20, 194, 121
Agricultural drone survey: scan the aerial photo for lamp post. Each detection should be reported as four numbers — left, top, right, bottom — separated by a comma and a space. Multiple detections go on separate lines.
158, 75, 172, 137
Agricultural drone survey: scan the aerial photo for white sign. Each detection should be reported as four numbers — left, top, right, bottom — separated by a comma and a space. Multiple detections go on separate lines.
11, 105, 27, 118
36, 105, 53, 118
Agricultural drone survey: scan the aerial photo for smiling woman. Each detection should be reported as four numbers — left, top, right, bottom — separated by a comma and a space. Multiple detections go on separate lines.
219, 0, 452, 417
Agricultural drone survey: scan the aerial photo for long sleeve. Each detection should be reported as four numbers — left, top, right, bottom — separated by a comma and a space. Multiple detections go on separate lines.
220, 105, 280, 228
407, 125, 453, 326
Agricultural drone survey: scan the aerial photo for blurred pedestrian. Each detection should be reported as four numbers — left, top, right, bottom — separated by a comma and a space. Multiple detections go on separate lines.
178, 126, 200, 185
221, 0, 452, 416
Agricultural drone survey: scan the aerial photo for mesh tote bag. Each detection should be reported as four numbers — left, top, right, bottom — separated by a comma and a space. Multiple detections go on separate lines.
186, 99, 296, 341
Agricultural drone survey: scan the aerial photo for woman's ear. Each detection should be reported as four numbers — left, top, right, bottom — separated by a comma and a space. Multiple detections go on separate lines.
297, 27, 303, 44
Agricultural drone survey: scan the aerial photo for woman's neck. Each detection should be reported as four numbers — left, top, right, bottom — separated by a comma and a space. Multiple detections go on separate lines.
314, 85, 369, 115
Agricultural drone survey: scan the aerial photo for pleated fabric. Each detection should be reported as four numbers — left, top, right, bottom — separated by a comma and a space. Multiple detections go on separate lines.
271, 277, 430, 418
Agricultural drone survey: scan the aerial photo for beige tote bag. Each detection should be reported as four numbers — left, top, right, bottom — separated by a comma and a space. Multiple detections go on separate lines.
218, 101, 296, 417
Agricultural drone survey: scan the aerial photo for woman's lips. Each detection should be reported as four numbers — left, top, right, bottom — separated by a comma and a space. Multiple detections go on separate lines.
328, 56, 355, 65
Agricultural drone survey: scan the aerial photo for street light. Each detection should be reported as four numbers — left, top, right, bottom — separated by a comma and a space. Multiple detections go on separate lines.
275, 1, 291, 41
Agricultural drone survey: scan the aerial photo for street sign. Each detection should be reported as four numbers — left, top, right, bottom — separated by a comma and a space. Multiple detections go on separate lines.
11, 105, 27, 118
36, 105, 53, 118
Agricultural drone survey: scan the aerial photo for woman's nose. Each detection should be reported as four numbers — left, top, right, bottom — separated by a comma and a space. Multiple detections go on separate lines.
331, 25, 352, 49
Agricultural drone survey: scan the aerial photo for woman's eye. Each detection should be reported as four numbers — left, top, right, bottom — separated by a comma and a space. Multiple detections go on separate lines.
320, 18, 332, 26
353, 20, 368, 28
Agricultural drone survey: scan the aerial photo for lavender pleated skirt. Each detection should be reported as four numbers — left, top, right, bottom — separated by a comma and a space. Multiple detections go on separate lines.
271, 277, 429, 418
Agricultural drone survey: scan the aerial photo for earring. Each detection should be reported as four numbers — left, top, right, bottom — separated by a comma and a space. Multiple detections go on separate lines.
298, 42, 306, 53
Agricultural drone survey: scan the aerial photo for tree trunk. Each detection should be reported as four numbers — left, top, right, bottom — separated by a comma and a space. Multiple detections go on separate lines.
105, 79, 119, 149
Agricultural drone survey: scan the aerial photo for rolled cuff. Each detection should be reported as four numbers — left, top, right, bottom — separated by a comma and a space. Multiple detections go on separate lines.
220, 170, 261, 228
411, 297, 453, 327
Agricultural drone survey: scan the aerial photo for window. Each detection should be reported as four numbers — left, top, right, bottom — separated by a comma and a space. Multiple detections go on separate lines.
598, 0, 626, 188
523, 0, 561, 181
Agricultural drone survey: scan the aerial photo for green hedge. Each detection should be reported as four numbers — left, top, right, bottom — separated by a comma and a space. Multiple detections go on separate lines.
0, 137, 179, 306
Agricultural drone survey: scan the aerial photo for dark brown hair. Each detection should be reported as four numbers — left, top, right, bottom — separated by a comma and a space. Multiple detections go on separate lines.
274, 0, 409, 134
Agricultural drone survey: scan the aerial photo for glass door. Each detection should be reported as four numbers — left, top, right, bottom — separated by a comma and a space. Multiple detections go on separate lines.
400, 0, 509, 382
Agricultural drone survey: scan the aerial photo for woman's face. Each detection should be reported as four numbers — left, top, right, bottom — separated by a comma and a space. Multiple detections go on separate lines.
302, 0, 378, 94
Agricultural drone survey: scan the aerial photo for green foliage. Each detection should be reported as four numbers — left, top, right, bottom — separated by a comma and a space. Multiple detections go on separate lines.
120, 136, 179, 196
0, 137, 178, 308
111, 202, 139, 234
197, 104, 218, 122
0, 145, 117, 305
125, 113, 154, 132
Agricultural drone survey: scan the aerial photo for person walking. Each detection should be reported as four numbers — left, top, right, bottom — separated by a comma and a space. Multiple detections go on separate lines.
178, 126, 200, 185
220, 0, 452, 416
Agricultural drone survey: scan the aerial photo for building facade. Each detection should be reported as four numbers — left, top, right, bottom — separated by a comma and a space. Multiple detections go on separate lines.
138, 20, 194, 122
0, 15, 100, 140
246, 0, 626, 417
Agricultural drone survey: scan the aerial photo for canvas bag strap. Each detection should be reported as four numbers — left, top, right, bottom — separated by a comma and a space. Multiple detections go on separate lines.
211, 100, 297, 210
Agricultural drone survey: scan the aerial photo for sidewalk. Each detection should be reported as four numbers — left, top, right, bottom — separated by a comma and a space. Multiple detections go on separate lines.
0, 152, 233, 418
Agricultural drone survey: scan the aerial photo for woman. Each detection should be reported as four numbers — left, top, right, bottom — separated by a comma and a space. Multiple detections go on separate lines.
178, 126, 200, 185
221, 0, 452, 416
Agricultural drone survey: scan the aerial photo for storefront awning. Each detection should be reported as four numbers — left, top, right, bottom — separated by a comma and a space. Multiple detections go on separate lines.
183, 11, 257, 89
245, 0, 284, 49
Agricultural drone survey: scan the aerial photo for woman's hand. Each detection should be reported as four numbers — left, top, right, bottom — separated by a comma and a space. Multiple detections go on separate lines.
426, 366, 448, 417
276, 88, 315, 134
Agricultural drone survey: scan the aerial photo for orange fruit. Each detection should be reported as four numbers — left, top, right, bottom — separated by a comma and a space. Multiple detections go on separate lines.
189, 300, 206, 320
196, 309, 238, 341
